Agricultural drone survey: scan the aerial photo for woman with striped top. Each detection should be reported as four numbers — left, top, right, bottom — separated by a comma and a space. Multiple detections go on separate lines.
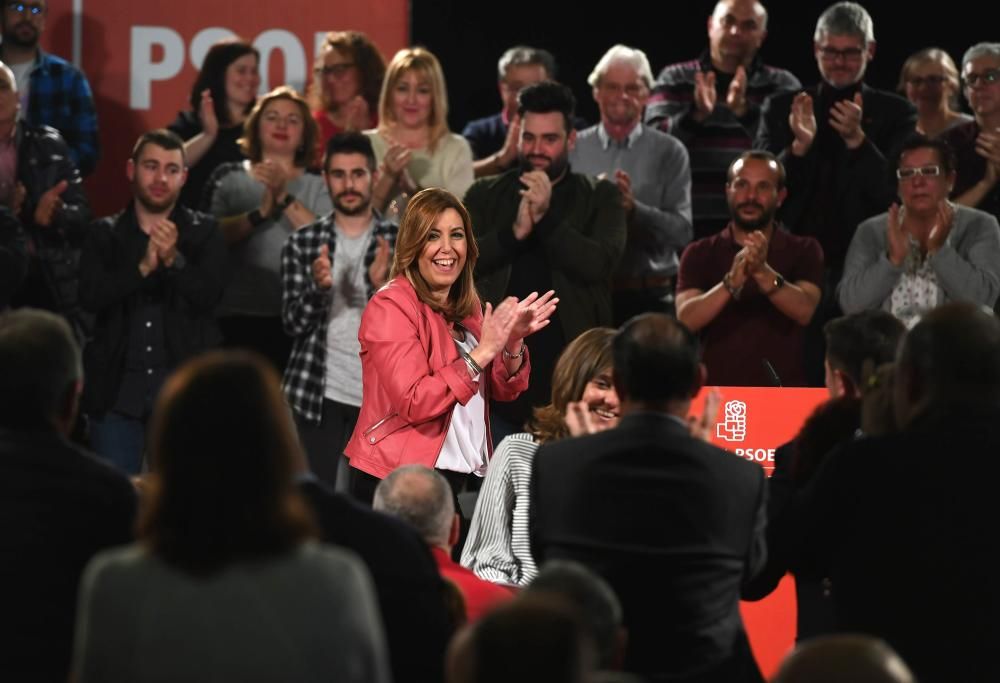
461, 327, 620, 586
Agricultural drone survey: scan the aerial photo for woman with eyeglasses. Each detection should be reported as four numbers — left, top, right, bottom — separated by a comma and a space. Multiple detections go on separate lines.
309, 32, 386, 157
201, 86, 331, 373
168, 38, 260, 209
941, 42, 1000, 223
839, 136, 1000, 328
897, 48, 972, 139
365, 48, 475, 215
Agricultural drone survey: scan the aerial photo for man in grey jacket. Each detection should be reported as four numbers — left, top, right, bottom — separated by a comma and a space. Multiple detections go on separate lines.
838, 135, 1000, 327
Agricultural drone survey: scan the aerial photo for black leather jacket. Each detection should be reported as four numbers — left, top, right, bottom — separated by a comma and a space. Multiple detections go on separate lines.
13, 121, 91, 332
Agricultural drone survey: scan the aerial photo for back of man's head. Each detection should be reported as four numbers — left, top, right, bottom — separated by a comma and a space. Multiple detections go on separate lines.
773, 634, 915, 683
824, 311, 905, 397
895, 303, 1000, 424
613, 314, 701, 406
373, 464, 454, 547
0, 309, 82, 431
517, 81, 576, 132
526, 561, 625, 671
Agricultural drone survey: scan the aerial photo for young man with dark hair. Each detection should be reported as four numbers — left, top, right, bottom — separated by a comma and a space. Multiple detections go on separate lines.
78, 129, 226, 474
465, 81, 626, 438
281, 131, 397, 487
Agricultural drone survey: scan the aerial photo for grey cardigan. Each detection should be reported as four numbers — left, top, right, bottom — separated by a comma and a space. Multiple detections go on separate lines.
838, 204, 1000, 314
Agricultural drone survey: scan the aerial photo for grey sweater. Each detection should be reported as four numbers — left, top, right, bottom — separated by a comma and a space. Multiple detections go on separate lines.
838, 204, 1000, 314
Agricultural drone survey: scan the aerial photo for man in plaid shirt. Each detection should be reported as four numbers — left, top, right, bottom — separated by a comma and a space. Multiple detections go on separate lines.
281, 132, 397, 488
1, 1, 99, 176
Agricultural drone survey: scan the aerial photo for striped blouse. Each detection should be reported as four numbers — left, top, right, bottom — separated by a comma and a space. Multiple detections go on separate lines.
460, 433, 539, 586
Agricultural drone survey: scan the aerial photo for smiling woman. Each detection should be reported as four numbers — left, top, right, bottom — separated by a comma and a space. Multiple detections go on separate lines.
365, 48, 474, 215
201, 86, 331, 374
461, 326, 618, 587
344, 188, 557, 513
167, 38, 261, 209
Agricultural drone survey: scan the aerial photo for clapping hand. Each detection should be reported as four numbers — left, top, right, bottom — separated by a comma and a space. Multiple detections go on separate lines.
312, 244, 333, 289
693, 69, 717, 122
886, 203, 909, 266
725, 66, 748, 117
368, 236, 391, 288
789, 92, 817, 156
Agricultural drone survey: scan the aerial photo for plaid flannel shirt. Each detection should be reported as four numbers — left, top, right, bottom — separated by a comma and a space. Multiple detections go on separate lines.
26, 51, 100, 176
281, 212, 398, 424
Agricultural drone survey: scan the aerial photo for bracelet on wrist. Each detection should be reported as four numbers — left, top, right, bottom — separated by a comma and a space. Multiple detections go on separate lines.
722, 273, 742, 301
462, 350, 484, 376
502, 341, 526, 360
248, 208, 267, 226
272, 193, 295, 217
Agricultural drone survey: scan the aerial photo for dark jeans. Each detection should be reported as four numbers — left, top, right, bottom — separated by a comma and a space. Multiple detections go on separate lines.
294, 399, 359, 490
89, 411, 146, 475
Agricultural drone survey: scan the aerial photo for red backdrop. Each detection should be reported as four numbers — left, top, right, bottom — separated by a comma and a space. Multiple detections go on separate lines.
691, 386, 830, 679
39, 1, 408, 217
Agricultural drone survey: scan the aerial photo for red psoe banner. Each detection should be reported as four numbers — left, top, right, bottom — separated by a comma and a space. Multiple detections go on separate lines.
689, 386, 830, 475
689, 386, 829, 679
40, 1, 408, 216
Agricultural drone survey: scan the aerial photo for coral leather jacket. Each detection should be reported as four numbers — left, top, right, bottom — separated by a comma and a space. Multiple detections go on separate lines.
345, 277, 530, 479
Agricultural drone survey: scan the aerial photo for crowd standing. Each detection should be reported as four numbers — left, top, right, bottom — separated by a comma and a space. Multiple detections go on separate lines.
3, 1, 1000, 682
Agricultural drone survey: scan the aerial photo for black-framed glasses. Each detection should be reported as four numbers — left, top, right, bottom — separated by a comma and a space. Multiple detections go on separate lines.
896, 165, 942, 180
314, 63, 356, 77
5, 1, 44, 15
906, 75, 947, 87
818, 46, 864, 62
963, 69, 1000, 88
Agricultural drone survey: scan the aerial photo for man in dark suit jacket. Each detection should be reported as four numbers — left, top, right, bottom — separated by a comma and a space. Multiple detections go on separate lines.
789, 303, 1000, 683
0, 309, 137, 682
530, 313, 767, 683
755, 2, 916, 275
297, 475, 454, 683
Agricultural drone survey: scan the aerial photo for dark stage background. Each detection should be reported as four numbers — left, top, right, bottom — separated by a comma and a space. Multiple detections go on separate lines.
411, 0, 992, 132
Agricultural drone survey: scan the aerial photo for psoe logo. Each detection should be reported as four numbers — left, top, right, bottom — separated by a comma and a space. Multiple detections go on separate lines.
716, 400, 747, 442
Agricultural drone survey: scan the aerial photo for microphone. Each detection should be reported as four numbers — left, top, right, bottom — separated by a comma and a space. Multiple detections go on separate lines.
762, 359, 782, 387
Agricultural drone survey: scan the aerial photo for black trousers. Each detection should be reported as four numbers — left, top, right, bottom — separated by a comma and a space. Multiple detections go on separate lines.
295, 399, 359, 489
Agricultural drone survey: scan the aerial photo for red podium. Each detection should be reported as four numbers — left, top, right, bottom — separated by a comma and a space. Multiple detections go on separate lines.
689, 386, 830, 679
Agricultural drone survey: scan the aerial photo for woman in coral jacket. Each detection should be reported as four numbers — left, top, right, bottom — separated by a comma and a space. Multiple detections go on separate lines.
344, 187, 557, 506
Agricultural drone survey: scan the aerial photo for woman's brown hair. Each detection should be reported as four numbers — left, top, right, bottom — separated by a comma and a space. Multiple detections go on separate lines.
239, 86, 319, 168
527, 327, 617, 443
137, 351, 316, 575
389, 187, 480, 323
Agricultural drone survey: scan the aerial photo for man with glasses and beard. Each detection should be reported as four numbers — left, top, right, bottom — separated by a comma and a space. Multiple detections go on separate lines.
676, 151, 823, 387
281, 132, 396, 488
78, 130, 226, 474
0, 0, 99, 175
465, 81, 625, 442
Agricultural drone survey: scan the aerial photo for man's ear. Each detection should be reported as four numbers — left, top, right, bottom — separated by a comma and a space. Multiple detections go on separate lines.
448, 513, 461, 547
836, 368, 860, 399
